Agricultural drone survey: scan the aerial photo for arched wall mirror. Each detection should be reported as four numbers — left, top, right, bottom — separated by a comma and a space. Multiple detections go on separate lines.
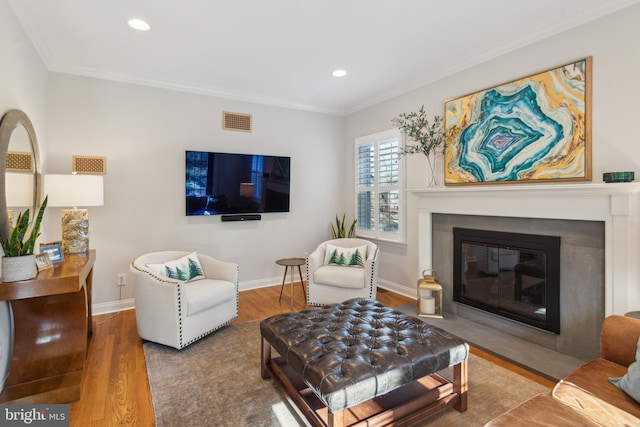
0, 109, 41, 392
0, 109, 42, 244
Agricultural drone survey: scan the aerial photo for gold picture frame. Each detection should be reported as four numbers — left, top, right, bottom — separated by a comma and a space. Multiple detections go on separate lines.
35, 253, 53, 271
444, 57, 592, 185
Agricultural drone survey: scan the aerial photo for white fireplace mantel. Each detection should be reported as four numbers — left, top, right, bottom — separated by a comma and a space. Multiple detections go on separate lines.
409, 183, 640, 316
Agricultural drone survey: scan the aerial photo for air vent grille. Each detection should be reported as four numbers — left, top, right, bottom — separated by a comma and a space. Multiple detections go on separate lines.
73, 155, 106, 175
223, 111, 252, 132
6, 151, 33, 172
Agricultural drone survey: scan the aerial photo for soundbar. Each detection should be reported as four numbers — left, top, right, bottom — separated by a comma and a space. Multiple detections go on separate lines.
221, 214, 262, 222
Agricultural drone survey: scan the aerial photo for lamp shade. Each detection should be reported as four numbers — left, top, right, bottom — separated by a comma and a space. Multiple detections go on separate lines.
44, 174, 104, 207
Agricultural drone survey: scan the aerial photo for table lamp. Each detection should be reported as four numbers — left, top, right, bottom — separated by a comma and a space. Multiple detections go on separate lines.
44, 174, 104, 254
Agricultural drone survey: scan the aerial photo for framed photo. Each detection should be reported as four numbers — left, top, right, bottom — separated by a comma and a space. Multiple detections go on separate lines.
39, 241, 65, 264
444, 57, 592, 186
35, 253, 53, 271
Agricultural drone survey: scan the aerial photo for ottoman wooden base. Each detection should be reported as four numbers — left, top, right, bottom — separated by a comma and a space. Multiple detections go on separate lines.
261, 337, 468, 427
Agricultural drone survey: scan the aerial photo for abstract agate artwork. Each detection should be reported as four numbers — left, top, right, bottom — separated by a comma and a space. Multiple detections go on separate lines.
444, 57, 592, 185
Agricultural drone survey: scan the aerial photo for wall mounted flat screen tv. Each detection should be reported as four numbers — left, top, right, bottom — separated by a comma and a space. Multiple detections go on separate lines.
186, 151, 290, 216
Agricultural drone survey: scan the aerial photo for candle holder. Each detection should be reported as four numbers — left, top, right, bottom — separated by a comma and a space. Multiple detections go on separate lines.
417, 269, 444, 319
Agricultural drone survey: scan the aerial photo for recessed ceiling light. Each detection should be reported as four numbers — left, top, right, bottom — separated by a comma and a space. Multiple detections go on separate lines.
127, 18, 151, 32
332, 69, 347, 78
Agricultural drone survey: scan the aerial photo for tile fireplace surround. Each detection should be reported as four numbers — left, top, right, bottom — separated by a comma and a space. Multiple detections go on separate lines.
410, 183, 640, 359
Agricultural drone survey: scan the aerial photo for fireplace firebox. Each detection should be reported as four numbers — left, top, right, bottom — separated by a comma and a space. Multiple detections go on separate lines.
453, 228, 560, 333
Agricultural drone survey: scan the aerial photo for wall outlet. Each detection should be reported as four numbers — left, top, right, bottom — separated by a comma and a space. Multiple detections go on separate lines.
117, 273, 126, 286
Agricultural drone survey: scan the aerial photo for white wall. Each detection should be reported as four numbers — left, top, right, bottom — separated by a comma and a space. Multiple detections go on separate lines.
45, 74, 345, 311
345, 4, 640, 297
0, 0, 48, 169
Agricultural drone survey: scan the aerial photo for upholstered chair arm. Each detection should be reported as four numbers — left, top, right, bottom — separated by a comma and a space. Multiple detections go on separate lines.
136, 274, 182, 312
600, 314, 640, 367
130, 264, 184, 347
364, 246, 379, 272
197, 254, 238, 284
306, 243, 326, 280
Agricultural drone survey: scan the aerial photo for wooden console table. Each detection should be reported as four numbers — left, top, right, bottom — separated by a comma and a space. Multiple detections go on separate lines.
0, 250, 95, 403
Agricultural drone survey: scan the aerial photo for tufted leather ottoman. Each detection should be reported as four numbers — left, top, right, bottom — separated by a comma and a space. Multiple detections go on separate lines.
260, 298, 469, 427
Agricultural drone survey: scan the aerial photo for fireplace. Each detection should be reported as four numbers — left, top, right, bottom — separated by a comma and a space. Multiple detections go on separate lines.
453, 228, 560, 333
410, 183, 640, 360
412, 184, 640, 315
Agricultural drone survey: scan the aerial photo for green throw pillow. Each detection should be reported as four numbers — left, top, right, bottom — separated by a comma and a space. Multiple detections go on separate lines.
609, 337, 640, 403
147, 252, 205, 282
324, 243, 366, 268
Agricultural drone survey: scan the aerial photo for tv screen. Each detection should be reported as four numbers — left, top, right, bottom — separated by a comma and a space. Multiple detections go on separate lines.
186, 151, 290, 216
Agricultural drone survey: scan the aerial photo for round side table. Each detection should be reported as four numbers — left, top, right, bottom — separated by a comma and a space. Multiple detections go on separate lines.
276, 258, 305, 309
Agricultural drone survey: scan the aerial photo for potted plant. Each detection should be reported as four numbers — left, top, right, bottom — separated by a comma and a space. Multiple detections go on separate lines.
391, 105, 448, 186
330, 213, 357, 239
1, 196, 48, 282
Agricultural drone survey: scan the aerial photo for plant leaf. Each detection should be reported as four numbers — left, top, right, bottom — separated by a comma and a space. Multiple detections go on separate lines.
330, 213, 357, 239
23, 196, 48, 255
0, 196, 48, 256
392, 106, 446, 157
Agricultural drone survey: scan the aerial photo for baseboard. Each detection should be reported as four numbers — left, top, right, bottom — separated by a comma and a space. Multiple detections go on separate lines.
93, 298, 135, 315
92, 279, 416, 315
239, 276, 284, 292
377, 278, 417, 299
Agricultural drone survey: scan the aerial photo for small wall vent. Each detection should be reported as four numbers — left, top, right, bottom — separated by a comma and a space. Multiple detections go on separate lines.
6, 151, 33, 172
223, 111, 252, 132
73, 155, 107, 175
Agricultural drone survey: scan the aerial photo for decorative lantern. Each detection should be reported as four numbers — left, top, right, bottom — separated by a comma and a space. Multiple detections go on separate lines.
417, 269, 444, 318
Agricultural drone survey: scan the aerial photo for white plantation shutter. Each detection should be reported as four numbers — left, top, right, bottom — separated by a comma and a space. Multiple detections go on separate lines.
355, 129, 404, 242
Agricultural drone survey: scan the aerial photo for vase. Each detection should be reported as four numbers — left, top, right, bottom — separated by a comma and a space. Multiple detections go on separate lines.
425, 152, 440, 187
1, 255, 36, 282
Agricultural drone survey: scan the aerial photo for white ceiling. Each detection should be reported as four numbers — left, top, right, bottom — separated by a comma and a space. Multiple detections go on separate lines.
8, 0, 640, 115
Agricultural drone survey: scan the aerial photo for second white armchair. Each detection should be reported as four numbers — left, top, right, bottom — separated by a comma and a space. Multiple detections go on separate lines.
305, 238, 379, 305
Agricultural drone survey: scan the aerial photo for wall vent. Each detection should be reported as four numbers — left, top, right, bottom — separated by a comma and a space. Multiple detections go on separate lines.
6, 151, 33, 172
223, 111, 252, 132
72, 155, 106, 175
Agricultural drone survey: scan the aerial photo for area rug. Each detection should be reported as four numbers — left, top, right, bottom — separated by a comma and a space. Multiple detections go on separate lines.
144, 320, 550, 427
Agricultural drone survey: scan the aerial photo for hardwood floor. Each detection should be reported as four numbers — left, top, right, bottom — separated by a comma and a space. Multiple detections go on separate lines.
70, 285, 554, 426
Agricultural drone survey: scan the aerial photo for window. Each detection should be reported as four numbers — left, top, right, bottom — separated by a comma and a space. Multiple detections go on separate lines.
355, 129, 404, 242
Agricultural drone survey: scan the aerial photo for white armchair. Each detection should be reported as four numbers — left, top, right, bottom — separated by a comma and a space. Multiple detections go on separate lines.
306, 238, 379, 305
130, 251, 238, 349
